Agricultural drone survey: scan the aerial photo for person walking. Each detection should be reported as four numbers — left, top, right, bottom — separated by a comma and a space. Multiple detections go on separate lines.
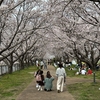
43, 60, 47, 69
44, 71, 54, 91
36, 60, 39, 69
56, 63, 66, 93
40, 60, 44, 69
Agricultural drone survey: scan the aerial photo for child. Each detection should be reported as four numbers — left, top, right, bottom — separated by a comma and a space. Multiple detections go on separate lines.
36, 70, 44, 91
34, 69, 41, 88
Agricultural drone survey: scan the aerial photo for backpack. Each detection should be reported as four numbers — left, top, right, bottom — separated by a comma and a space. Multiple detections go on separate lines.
36, 74, 42, 81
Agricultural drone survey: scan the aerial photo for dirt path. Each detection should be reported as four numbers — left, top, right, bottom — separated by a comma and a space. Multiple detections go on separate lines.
16, 65, 75, 100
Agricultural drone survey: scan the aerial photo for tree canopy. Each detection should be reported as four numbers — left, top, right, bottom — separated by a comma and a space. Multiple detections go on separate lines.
0, 0, 100, 72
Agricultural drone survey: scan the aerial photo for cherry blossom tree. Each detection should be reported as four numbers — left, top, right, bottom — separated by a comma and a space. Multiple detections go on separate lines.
46, 0, 100, 69
0, 0, 52, 73
0, 0, 100, 73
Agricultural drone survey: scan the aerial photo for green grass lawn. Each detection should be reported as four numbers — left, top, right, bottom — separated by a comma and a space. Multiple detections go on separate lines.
0, 66, 37, 100
67, 82, 100, 100
65, 67, 100, 100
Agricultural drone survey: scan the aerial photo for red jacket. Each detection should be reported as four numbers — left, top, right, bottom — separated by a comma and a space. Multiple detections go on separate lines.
88, 69, 92, 74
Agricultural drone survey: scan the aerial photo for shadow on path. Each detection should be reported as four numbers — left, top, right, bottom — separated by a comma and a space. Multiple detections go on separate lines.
16, 65, 75, 100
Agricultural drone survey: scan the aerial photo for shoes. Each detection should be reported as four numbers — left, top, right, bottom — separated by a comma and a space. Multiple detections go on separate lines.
40, 88, 43, 91
57, 90, 60, 93
49, 89, 52, 91
38, 87, 43, 91
38, 88, 42, 91
36, 84, 39, 88
44, 89, 52, 92
44, 89, 47, 91
47, 89, 51, 92
38, 85, 41, 91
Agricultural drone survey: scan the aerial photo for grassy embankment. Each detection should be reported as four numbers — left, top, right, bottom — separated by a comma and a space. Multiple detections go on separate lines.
65, 66, 100, 100
0, 66, 37, 100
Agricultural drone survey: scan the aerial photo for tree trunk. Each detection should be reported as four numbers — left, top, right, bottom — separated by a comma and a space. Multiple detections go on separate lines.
9, 64, 13, 74
8, 53, 13, 74
19, 60, 24, 70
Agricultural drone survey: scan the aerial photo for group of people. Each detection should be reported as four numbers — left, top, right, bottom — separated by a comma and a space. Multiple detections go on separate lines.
36, 60, 47, 69
34, 69, 54, 91
34, 62, 66, 93
76, 64, 93, 75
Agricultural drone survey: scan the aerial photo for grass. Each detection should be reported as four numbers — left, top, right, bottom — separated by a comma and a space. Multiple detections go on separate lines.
0, 64, 100, 100
0, 66, 37, 100
65, 66, 100, 100
67, 82, 100, 100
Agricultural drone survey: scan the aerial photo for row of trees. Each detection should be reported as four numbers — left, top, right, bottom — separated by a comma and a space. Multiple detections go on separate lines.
0, 0, 51, 73
0, 0, 100, 74
48, 0, 100, 69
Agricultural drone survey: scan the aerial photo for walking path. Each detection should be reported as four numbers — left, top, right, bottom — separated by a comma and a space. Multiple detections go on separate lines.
16, 65, 75, 100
